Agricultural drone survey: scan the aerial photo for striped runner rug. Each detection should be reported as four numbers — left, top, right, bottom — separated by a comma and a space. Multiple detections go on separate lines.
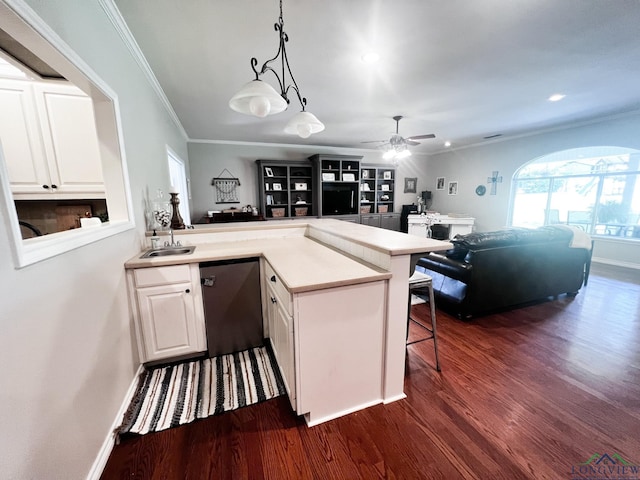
118, 345, 285, 436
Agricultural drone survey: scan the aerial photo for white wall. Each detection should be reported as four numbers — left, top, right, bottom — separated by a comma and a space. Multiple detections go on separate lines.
0, 1, 188, 479
427, 111, 640, 268
188, 141, 430, 221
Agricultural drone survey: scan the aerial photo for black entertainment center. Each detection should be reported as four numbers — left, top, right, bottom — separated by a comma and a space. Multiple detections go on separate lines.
255, 155, 401, 230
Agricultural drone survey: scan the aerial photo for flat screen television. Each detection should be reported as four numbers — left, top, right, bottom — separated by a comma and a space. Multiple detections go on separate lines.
322, 183, 358, 215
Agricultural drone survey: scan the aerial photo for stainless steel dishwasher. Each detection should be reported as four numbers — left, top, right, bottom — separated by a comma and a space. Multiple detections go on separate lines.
200, 258, 263, 357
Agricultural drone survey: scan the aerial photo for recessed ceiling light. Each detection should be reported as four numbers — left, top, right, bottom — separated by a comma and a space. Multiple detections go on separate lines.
548, 93, 566, 102
444, 141, 451, 147
361, 51, 380, 64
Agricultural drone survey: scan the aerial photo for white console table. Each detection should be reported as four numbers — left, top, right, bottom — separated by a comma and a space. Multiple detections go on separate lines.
408, 214, 475, 239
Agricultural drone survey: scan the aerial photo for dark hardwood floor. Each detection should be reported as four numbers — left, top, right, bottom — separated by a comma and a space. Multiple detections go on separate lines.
101, 263, 640, 480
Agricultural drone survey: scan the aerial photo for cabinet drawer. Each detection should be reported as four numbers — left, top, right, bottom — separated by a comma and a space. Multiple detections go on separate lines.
134, 264, 192, 287
264, 261, 292, 315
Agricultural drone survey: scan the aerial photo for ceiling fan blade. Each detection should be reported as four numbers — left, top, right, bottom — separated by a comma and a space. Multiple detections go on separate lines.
361, 140, 387, 144
405, 139, 421, 146
406, 134, 436, 140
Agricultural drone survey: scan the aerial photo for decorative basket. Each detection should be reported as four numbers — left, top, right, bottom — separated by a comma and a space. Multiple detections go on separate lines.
271, 207, 285, 218
378, 205, 388, 213
360, 205, 371, 214
294, 207, 308, 217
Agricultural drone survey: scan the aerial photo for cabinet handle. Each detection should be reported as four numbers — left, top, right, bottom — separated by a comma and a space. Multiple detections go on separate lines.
51, 184, 58, 189
271, 296, 276, 304
42, 185, 49, 189
270, 275, 276, 283
185, 288, 190, 293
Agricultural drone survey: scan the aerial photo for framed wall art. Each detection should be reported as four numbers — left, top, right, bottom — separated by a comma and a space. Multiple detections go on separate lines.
436, 177, 445, 190
404, 177, 417, 193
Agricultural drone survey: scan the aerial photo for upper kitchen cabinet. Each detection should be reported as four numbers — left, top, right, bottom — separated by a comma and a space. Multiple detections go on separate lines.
0, 78, 104, 200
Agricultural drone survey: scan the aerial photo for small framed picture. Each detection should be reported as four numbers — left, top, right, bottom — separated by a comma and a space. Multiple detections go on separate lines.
436, 177, 445, 190
273, 183, 282, 191
294, 182, 307, 190
266, 194, 273, 205
448, 181, 458, 195
362, 170, 369, 179
342, 173, 356, 182
381, 184, 390, 191
404, 177, 417, 193
322, 173, 336, 181
383, 171, 392, 180
265, 167, 274, 177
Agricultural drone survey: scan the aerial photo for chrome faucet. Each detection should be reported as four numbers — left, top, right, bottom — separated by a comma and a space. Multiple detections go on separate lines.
164, 229, 181, 247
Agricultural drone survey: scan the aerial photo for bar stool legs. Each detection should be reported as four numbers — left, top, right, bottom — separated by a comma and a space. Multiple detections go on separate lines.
407, 272, 441, 372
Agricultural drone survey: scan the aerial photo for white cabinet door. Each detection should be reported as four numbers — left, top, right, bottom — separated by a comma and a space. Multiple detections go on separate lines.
268, 284, 295, 406
32, 83, 104, 195
136, 282, 203, 363
0, 79, 49, 192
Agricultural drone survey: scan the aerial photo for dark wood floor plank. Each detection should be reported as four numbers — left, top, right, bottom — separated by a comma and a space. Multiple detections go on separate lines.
101, 264, 640, 480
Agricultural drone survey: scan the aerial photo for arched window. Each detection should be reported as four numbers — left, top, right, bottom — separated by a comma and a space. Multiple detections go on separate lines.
510, 147, 640, 239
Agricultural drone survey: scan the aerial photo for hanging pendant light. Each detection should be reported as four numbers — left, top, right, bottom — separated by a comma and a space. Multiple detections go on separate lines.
228, 0, 324, 137
284, 111, 324, 138
229, 80, 288, 117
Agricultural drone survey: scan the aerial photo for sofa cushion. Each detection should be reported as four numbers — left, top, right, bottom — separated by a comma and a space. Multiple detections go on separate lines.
452, 226, 573, 250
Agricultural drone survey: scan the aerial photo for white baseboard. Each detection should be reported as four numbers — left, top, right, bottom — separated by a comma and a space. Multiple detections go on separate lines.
592, 257, 640, 270
86, 364, 145, 480
304, 398, 384, 427
383, 392, 407, 404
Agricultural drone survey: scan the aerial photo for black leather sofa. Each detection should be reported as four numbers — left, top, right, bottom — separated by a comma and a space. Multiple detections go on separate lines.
415, 226, 593, 319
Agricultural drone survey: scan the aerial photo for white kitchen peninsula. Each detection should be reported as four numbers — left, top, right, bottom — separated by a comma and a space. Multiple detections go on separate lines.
125, 219, 450, 426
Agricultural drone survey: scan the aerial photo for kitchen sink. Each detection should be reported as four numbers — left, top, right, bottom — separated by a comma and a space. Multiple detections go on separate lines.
140, 246, 196, 258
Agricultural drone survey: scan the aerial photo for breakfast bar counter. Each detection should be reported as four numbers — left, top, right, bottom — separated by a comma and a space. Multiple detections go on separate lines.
125, 219, 451, 426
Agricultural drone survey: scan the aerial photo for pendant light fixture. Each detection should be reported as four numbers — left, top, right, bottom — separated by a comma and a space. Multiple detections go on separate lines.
228, 0, 324, 138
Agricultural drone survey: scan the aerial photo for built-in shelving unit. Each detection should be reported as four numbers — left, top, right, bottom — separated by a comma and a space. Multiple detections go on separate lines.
359, 165, 400, 230
256, 160, 315, 219
360, 165, 396, 214
309, 154, 362, 218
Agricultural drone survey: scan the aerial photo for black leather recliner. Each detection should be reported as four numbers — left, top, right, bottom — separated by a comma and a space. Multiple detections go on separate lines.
415, 226, 592, 319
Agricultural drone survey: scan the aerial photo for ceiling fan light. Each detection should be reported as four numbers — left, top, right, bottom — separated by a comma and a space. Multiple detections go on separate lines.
284, 111, 325, 138
382, 149, 395, 160
397, 149, 412, 159
229, 80, 288, 117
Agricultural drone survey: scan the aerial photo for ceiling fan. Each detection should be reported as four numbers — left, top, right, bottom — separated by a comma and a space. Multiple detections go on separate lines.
362, 116, 436, 151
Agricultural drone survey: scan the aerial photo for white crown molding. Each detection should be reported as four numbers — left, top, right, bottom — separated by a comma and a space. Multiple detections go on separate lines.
430, 107, 640, 156
188, 137, 390, 154
98, 0, 188, 141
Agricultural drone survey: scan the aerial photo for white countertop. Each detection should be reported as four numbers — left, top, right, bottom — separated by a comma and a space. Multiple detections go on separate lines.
127, 219, 451, 293
161, 218, 451, 255
125, 237, 391, 293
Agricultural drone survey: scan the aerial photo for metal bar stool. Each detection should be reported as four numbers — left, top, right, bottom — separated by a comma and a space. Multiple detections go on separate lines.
407, 271, 441, 371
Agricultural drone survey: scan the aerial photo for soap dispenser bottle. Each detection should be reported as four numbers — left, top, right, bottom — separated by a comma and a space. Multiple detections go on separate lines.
151, 230, 160, 249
